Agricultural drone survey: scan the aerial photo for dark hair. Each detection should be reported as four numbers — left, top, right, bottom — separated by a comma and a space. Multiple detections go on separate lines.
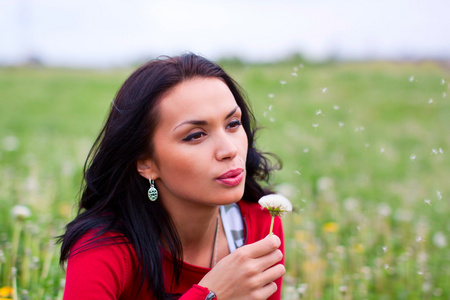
59, 53, 279, 299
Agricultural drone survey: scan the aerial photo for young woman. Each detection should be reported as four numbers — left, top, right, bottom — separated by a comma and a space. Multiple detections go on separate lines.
59, 53, 285, 300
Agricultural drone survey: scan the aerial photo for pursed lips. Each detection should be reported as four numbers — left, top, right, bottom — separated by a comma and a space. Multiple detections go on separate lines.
216, 168, 244, 187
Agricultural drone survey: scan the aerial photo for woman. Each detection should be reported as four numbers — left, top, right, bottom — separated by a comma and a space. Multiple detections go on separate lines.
59, 53, 285, 299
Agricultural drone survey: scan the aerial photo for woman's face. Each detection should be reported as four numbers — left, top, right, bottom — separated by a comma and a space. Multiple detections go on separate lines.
142, 77, 248, 208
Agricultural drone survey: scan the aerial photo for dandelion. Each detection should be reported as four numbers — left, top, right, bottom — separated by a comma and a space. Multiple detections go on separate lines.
322, 222, 338, 233
258, 194, 292, 235
377, 203, 392, 216
11, 205, 32, 221
432, 232, 447, 248
0, 286, 13, 298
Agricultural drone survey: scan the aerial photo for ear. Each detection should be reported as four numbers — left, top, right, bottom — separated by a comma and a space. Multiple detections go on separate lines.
136, 158, 159, 180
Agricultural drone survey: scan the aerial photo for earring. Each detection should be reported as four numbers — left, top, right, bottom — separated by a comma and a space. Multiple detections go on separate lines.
148, 178, 158, 201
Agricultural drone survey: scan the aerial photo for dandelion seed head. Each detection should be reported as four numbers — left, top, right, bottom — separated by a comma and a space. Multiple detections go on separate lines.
378, 203, 392, 216
317, 176, 334, 191
432, 232, 447, 248
343, 197, 359, 211
2, 135, 19, 151
11, 205, 32, 220
258, 194, 292, 217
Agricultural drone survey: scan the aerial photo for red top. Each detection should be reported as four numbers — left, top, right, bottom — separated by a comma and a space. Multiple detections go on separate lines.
63, 201, 284, 299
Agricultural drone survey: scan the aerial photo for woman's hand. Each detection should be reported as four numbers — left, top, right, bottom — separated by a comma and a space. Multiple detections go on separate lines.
198, 235, 285, 300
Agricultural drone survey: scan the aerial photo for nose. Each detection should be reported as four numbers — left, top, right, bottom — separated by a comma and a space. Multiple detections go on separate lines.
215, 132, 238, 161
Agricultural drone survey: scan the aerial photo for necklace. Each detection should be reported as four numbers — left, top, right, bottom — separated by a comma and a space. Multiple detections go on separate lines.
209, 215, 219, 268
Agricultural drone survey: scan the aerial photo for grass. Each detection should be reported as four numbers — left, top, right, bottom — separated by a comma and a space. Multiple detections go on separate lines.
0, 59, 449, 299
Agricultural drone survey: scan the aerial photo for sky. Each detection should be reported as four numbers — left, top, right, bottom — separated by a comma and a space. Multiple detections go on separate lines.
1, 0, 449, 67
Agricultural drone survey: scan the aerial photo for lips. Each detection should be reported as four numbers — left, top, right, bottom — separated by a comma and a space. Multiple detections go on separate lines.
216, 168, 244, 187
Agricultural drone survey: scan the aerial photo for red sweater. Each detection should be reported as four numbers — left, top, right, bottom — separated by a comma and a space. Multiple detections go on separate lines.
63, 201, 284, 299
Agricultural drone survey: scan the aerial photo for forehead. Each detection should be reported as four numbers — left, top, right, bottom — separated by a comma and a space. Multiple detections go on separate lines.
157, 77, 238, 124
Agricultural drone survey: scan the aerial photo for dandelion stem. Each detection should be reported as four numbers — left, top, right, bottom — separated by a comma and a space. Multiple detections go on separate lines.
269, 216, 275, 236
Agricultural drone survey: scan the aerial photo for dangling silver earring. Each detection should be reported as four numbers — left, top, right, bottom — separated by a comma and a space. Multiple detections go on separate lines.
148, 178, 158, 201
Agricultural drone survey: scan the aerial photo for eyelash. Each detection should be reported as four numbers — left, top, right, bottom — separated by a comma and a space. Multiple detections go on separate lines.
182, 120, 242, 142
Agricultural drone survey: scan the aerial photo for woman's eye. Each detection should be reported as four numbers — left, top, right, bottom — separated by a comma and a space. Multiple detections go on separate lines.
183, 132, 206, 142
227, 120, 242, 129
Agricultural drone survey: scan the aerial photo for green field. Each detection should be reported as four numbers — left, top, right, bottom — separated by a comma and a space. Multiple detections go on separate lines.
0, 59, 449, 299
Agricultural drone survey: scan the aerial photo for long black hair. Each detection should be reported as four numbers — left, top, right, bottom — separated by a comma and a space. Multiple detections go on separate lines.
59, 53, 279, 299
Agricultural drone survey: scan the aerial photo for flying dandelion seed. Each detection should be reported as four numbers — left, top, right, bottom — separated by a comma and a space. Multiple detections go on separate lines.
333, 105, 339, 110
303, 148, 309, 153
424, 199, 431, 206
441, 78, 446, 85
299, 64, 304, 69
321, 87, 328, 93
293, 66, 298, 72
439, 148, 443, 154
338, 122, 344, 127
268, 93, 274, 98
436, 190, 442, 200
268, 104, 273, 111
263, 111, 268, 118
384, 264, 393, 270
382, 246, 388, 253
428, 98, 434, 104
365, 143, 370, 147
280, 80, 287, 87
431, 148, 439, 155
443, 92, 447, 98
312, 123, 319, 128
410, 154, 416, 160
416, 236, 425, 242
294, 170, 301, 175
2, 135, 19, 151
291, 72, 298, 77
409, 75, 414, 82
418, 271, 424, 275
380, 147, 385, 153
315, 109, 325, 116
269, 117, 275, 122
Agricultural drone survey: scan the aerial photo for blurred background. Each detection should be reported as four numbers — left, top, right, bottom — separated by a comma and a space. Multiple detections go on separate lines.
1, 1, 449, 299
1, 0, 450, 67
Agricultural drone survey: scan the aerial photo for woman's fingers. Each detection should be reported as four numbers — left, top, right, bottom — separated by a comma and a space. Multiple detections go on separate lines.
240, 235, 281, 259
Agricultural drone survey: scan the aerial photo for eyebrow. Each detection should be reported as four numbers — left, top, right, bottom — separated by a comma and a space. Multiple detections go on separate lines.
173, 106, 240, 131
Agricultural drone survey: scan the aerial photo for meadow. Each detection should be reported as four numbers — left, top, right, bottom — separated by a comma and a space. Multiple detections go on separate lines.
0, 58, 449, 299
